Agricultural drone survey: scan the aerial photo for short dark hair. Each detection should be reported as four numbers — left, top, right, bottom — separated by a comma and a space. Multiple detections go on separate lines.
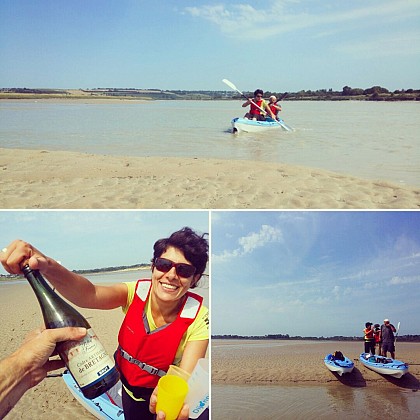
254, 89, 264, 97
152, 227, 209, 286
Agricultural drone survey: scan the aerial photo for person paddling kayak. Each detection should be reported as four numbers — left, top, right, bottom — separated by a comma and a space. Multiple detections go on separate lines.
242, 89, 275, 121
267, 95, 282, 120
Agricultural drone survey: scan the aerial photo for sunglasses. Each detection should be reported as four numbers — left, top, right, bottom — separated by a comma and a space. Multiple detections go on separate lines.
154, 257, 196, 278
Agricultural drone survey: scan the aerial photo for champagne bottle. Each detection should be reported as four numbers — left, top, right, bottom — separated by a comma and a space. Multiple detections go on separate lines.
22, 265, 120, 399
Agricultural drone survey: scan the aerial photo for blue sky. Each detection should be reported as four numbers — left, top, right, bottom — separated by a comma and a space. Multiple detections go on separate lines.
0, 211, 209, 273
1, 0, 419, 91
211, 211, 420, 337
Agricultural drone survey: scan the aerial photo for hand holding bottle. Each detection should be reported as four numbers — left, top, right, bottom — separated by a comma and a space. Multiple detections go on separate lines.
1, 243, 120, 400
1, 240, 49, 275
0, 327, 87, 418
15, 326, 87, 387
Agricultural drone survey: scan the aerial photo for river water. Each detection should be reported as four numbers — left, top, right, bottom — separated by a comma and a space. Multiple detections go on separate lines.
212, 383, 420, 420
0, 100, 419, 187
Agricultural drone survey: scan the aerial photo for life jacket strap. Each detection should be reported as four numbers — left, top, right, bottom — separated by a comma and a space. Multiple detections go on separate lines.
118, 346, 166, 377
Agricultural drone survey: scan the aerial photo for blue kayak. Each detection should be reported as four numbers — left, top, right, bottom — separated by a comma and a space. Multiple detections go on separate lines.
324, 352, 354, 376
63, 370, 124, 419
231, 117, 292, 133
359, 353, 409, 378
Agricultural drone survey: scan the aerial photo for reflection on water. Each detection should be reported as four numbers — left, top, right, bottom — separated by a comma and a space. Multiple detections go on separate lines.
1, 100, 419, 186
212, 384, 420, 420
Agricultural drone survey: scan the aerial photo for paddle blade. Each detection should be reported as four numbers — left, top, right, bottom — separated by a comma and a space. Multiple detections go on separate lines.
278, 120, 293, 132
222, 79, 237, 91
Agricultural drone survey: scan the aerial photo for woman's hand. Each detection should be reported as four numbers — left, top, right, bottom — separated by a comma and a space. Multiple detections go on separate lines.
149, 385, 190, 420
1, 240, 49, 275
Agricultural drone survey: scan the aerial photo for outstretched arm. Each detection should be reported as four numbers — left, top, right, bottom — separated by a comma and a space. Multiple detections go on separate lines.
1, 240, 128, 310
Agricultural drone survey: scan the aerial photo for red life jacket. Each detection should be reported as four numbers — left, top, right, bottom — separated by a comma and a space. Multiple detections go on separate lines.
250, 99, 265, 115
115, 279, 203, 389
268, 104, 279, 116
364, 328, 374, 341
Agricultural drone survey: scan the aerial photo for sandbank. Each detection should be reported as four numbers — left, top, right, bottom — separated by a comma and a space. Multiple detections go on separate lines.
212, 339, 420, 389
1, 148, 419, 209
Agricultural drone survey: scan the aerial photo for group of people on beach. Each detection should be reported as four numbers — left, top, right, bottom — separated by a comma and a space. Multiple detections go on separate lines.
363, 319, 398, 358
242, 89, 283, 121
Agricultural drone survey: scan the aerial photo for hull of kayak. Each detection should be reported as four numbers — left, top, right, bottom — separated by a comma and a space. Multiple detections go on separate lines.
231, 117, 289, 133
324, 353, 354, 376
63, 370, 124, 419
359, 353, 409, 378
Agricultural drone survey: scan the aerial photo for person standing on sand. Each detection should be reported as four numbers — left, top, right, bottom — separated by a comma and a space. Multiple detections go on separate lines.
381, 319, 397, 359
1, 227, 209, 420
363, 322, 376, 354
373, 323, 381, 355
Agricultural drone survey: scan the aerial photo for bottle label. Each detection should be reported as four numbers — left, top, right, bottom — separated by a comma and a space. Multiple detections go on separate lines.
60, 328, 115, 388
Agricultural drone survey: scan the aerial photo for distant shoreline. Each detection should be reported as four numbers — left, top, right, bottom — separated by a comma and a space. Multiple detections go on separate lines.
0, 264, 151, 282
1, 87, 419, 102
212, 334, 420, 342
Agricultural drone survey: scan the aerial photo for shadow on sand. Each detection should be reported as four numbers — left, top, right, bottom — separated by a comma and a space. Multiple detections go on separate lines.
329, 367, 367, 387
381, 372, 420, 390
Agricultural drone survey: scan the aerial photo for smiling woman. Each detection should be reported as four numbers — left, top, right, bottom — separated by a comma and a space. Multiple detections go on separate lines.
0, 227, 209, 420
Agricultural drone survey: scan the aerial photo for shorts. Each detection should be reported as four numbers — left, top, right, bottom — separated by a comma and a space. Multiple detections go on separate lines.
381, 342, 395, 353
122, 385, 155, 420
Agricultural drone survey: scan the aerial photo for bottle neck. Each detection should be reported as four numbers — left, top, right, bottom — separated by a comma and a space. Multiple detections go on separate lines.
22, 265, 89, 329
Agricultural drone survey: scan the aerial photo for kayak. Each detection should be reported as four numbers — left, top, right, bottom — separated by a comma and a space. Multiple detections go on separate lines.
359, 353, 409, 378
231, 117, 292, 133
324, 352, 354, 376
63, 370, 125, 419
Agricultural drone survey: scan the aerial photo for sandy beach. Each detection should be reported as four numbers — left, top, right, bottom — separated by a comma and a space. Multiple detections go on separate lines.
1, 148, 419, 209
212, 339, 420, 388
0, 280, 208, 419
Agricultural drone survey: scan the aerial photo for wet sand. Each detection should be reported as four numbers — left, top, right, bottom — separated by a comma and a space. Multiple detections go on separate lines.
212, 339, 420, 388
1, 148, 419, 209
212, 339, 420, 419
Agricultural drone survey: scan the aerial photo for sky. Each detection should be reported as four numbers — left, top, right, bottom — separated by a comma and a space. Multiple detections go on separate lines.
1, 0, 419, 91
1, 211, 419, 337
211, 211, 420, 337
0, 210, 209, 273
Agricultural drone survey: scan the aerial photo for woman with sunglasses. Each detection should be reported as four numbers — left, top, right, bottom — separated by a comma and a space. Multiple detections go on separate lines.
1, 227, 209, 420
242, 89, 276, 121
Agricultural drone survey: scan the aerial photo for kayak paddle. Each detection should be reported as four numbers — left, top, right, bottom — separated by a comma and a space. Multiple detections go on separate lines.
276, 92, 288, 103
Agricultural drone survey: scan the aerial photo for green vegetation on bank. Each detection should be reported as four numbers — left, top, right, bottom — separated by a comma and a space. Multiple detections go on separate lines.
1, 86, 419, 101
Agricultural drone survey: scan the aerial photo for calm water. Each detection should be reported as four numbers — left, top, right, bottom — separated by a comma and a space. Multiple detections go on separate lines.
212, 383, 420, 420
0, 100, 419, 187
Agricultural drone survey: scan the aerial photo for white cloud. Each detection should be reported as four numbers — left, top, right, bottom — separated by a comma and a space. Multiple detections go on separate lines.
212, 224, 282, 262
337, 30, 420, 58
183, 0, 420, 41
388, 275, 420, 285
238, 224, 282, 253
